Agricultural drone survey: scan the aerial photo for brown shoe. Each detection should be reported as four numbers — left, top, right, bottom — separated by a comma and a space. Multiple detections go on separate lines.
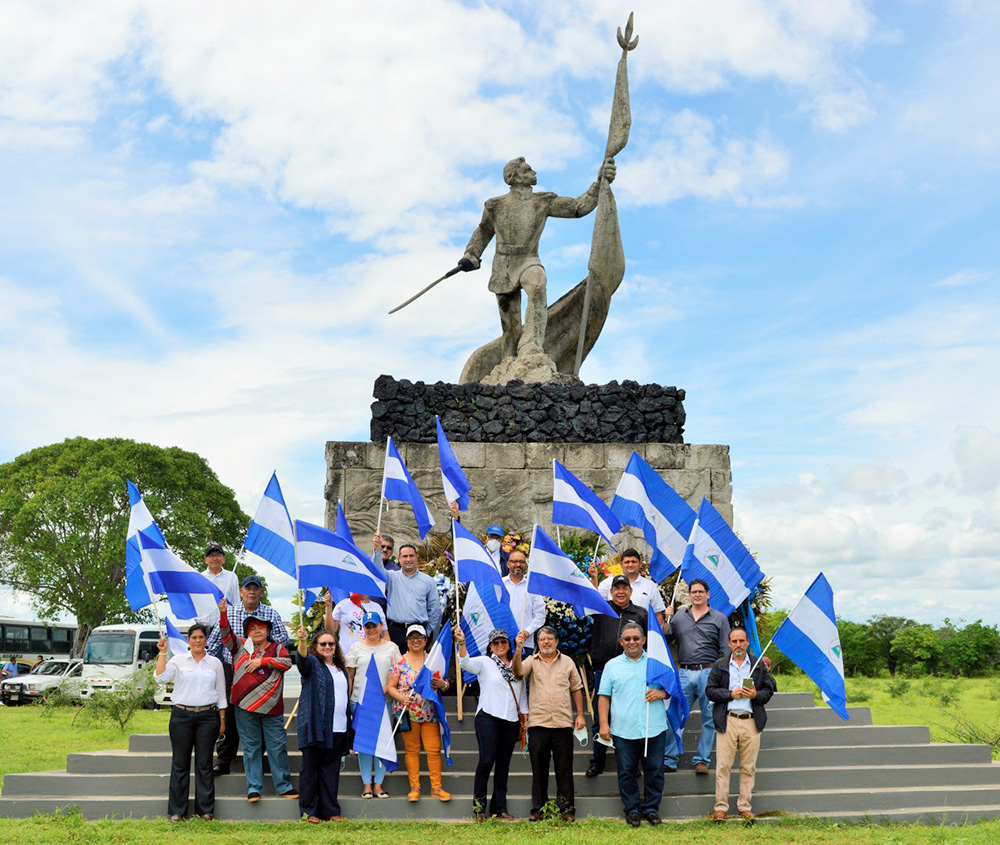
407, 790, 421, 803
561, 812, 576, 823
200, 814, 214, 821
495, 813, 514, 821
711, 810, 727, 822
432, 789, 452, 802
306, 816, 322, 824
695, 762, 710, 775
739, 810, 756, 823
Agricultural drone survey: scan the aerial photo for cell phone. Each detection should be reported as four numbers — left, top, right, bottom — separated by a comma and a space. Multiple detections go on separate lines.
742, 677, 754, 689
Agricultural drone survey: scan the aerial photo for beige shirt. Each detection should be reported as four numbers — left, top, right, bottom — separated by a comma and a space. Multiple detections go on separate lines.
520, 651, 583, 729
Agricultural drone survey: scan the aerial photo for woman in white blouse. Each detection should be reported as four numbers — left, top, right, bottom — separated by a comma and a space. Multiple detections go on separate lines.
455, 627, 526, 821
154, 623, 227, 822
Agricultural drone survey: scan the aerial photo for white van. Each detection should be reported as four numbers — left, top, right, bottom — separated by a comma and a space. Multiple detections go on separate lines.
80, 623, 162, 699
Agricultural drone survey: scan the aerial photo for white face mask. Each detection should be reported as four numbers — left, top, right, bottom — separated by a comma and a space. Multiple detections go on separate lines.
486, 538, 501, 553
573, 726, 589, 747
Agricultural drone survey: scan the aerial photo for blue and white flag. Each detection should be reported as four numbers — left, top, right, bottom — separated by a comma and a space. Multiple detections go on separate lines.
295, 520, 387, 600
459, 580, 518, 684
382, 437, 436, 539
164, 617, 189, 657
334, 499, 355, 545
610, 452, 697, 582
680, 498, 764, 617
552, 460, 622, 548
125, 480, 166, 612
436, 417, 471, 512
137, 529, 225, 621
646, 605, 689, 752
243, 472, 296, 579
453, 521, 508, 602
351, 654, 398, 771
526, 525, 618, 618
772, 573, 848, 720
412, 620, 454, 766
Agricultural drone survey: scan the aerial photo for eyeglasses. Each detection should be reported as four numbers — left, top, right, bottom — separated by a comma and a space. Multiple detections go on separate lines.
491, 639, 509, 645
317, 642, 336, 648
381, 545, 393, 551
621, 636, 643, 642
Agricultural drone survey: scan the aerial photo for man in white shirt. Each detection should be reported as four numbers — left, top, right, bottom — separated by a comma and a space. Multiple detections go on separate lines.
197, 544, 240, 631
324, 591, 388, 654
502, 548, 546, 654
590, 548, 666, 629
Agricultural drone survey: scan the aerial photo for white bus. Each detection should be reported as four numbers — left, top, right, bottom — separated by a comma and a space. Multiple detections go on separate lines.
80, 623, 163, 699
0, 617, 79, 676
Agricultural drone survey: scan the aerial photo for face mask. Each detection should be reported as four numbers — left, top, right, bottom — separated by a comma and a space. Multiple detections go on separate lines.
486, 538, 501, 553
573, 726, 589, 747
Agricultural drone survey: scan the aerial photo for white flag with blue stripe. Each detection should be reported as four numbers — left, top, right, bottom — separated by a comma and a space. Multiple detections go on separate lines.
552, 460, 622, 547
680, 497, 764, 617
453, 520, 509, 602
125, 480, 165, 612
294, 520, 387, 600
459, 580, 518, 684
526, 525, 618, 618
610, 452, 697, 582
646, 605, 689, 752
412, 620, 454, 766
382, 437, 436, 539
243, 472, 296, 579
772, 573, 848, 720
351, 654, 398, 771
436, 417, 470, 511
137, 529, 225, 621
164, 617, 189, 657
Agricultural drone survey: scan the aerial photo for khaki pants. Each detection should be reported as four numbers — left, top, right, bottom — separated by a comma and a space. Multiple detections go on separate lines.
714, 715, 760, 814
402, 720, 443, 793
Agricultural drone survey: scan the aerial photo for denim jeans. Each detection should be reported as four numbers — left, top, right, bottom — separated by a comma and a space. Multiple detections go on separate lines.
613, 730, 666, 816
235, 708, 294, 797
663, 667, 714, 768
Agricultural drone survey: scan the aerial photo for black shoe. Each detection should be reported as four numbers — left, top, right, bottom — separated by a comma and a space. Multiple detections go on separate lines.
212, 764, 230, 776
644, 811, 662, 826
585, 765, 603, 778
625, 812, 642, 828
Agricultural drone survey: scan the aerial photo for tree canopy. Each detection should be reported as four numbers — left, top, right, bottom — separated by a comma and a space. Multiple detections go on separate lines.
0, 437, 250, 653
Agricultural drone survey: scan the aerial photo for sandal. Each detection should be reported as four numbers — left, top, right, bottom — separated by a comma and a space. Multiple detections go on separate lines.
374, 788, 389, 799
362, 789, 373, 799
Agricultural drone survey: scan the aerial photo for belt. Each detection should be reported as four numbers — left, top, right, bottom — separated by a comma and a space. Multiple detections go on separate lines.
680, 663, 713, 670
729, 712, 752, 720
174, 703, 218, 712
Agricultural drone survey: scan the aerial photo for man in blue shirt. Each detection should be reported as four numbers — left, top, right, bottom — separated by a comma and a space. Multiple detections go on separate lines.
597, 621, 669, 827
372, 534, 442, 652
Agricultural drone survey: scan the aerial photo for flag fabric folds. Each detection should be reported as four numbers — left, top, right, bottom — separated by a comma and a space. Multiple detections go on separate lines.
412, 620, 454, 766
646, 605, 690, 753
382, 437, 436, 539
459, 580, 518, 684
334, 500, 355, 545
453, 521, 509, 602
680, 497, 764, 617
125, 480, 165, 612
610, 452, 697, 582
552, 460, 622, 547
526, 525, 618, 618
436, 417, 471, 512
351, 654, 399, 772
164, 617, 189, 656
294, 520, 387, 600
137, 529, 224, 621
773, 573, 848, 720
243, 472, 296, 578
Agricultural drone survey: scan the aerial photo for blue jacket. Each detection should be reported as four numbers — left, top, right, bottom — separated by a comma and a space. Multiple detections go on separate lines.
294, 652, 351, 749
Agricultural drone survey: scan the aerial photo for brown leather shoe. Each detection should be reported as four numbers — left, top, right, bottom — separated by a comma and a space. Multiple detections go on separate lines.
695, 762, 710, 775
306, 816, 322, 824
711, 810, 727, 822
739, 810, 756, 823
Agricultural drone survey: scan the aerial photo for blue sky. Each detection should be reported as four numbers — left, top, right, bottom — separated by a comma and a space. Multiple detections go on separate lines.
1, 0, 997, 626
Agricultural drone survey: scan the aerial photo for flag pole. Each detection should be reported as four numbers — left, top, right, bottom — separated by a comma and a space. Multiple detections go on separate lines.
643, 700, 650, 756
452, 520, 466, 723
592, 535, 602, 574
749, 639, 775, 675
376, 437, 389, 535
518, 568, 530, 633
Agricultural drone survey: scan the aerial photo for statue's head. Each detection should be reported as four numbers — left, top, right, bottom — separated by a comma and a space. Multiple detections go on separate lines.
503, 157, 536, 187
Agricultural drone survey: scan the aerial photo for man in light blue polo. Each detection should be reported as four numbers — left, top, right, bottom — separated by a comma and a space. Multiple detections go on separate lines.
371, 534, 441, 652
597, 621, 669, 827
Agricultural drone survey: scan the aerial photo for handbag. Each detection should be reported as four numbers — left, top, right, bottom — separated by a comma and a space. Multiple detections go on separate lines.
504, 679, 528, 750
396, 709, 411, 733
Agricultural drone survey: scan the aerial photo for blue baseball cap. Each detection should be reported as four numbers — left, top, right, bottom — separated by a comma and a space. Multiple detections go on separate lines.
362, 611, 382, 626
241, 574, 263, 588
486, 525, 504, 537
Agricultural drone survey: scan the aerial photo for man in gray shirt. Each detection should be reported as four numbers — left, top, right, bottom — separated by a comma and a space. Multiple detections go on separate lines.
663, 579, 730, 775
372, 534, 441, 652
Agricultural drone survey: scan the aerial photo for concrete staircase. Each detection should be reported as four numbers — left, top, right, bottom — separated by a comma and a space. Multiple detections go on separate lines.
3, 692, 1000, 823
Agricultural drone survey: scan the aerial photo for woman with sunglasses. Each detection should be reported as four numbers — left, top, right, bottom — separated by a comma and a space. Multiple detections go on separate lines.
294, 625, 351, 823
386, 624, 452, 803
454, 627, 526, 821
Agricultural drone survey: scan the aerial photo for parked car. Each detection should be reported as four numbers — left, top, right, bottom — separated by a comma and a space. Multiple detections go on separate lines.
1, 658, 84, 705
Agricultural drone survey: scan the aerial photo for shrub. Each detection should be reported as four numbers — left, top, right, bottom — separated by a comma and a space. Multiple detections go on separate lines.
76, 665, 157, 731
886, 677, 911, 699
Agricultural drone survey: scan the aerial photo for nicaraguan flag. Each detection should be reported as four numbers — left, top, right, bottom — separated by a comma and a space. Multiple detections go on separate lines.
526, 525, 618, 618
453, 521, 509, 602
646, 605, 689, 752
680, 498, 764, 617
772, 573, 848, 720
436, 417, 471, 511
295, 520, 387, 600
412, 620, 454, 766
552, 460, 622, 547
137, 529, 225, 621
125, 480, 166, 612
383, 437, 436, 539
459, 580, 518, 684
334, 499, 355, 545
610, 452, 697, 582
351, 654, 398, 771
164, 617, 189, 657
243, 472, 296, 579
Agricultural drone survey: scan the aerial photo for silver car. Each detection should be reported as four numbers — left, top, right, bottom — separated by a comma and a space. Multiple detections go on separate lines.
1, 659, 84, 705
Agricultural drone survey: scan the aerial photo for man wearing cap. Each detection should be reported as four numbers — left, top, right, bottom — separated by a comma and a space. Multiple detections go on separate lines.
513, 626, 585, 822
503, 548, 546, 656
206, 574, 289, 776
196, 543, 240, 632
585, 575, 646, 778
484, 524, 509, 577
589, 548, 666, 629
371, 535, 442, 653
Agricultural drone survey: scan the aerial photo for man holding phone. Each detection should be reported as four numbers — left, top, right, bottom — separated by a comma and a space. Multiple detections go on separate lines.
705, 628, 777, 822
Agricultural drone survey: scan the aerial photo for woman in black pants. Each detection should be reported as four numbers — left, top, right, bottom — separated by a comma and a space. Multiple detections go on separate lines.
153, 624, 227, 821
455, 627, 526, 821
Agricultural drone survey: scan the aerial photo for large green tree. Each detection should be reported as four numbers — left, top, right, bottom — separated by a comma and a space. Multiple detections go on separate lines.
0, 437, 250, 654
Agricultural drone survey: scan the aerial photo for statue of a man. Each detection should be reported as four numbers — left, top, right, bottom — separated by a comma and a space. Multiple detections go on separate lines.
459, 157, 616, 361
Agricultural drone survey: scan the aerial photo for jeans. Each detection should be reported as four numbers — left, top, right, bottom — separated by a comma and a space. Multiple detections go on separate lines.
613, 730, 666, 816
528, 726, 574, 814
663, 667, 714, 768
167, 706, 220, 816
350, 700, 387, 785
299, 736, 345, 819
235, 708, 294, 796
473, 710, 519, 815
